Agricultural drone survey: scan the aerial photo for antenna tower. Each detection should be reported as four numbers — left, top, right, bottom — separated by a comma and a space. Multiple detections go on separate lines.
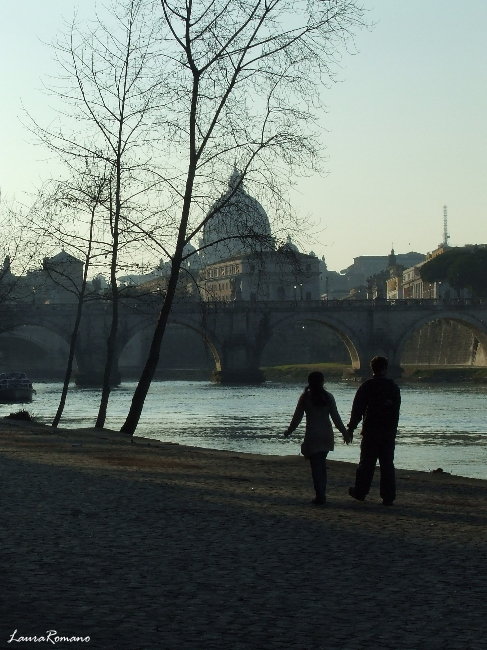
443, 205, 450, 246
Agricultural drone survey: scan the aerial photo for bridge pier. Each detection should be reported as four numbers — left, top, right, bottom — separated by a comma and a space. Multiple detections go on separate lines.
75, 365, 121, 387
350, 339, 404, 381
75, 342, 121, 386
213, 328, 267, 384
75, 310, 121, 387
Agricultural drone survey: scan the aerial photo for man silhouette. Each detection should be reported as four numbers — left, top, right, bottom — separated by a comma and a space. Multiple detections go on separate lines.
347, 356, 401, 506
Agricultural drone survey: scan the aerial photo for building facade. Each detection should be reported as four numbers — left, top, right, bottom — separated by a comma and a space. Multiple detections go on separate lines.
388, 245, 463, 300
194, 171, 321, 301
200, 247, 320, 302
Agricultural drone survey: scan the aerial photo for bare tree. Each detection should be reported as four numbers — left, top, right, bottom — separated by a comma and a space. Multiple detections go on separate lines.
27, 0, 364, 434
120, 0, 366, 435
27, 0, 168, 427
15, 171, 108, 425
43, 174, 109, 427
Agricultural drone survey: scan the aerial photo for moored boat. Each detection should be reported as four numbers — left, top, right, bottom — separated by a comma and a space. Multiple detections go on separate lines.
0, 372, 35, 403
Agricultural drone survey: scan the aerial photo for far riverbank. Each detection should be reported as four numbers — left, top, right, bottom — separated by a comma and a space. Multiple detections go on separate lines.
25, 363, 487, 384
261, 363, 487, 383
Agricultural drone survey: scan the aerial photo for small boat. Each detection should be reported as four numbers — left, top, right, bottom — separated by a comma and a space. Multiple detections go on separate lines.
0, 372, 35, 403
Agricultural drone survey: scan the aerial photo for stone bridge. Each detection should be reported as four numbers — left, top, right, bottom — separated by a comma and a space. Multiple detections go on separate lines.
0, 298, 486, 383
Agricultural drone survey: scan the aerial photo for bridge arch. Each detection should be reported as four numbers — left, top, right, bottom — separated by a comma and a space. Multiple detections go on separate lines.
0, 312, 73, 346
0, 322, 75, 378
118, 317, 223, 379
265, 313, 361, 371
396, 310, 487, 367
2, 299, 486, 385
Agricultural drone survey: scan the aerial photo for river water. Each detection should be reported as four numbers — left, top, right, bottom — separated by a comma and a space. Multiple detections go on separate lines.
2, 380, 485, 480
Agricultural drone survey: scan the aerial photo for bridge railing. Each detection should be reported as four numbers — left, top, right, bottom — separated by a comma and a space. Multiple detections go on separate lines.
192, 297, 486, 313
0, 296, 485, 317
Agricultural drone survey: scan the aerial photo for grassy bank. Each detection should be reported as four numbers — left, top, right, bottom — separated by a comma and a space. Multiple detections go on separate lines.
261, 363, 487, 383
261, 363, 350, 382
401, 365, 487, 383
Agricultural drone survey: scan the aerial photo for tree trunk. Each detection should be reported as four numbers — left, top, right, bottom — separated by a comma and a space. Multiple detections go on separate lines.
120, 263, 180, 435
95, 298, 118, 428
96, 159, 122, 429
121, 65, 200, 435
51, 300, 84, 428
52, 186, 99, 427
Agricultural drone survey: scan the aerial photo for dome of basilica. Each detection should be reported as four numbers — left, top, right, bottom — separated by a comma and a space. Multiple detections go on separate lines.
278, 234, 300, 254
200, 170, 274, 265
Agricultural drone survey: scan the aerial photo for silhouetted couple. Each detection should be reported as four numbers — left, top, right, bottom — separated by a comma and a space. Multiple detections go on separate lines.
284, 356, 401, 506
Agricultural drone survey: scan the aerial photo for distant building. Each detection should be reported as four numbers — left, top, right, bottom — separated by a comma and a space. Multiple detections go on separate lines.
386, 270, 404, 300
200, 246, 320, 302
396, 244, 459, 300
128, 171, 321, 302
198, 169, 275, 267
368, 249, 404, 300
341, 251, 425, 289
317, 257, 351, 300
401, 263, 435, 299
27, 250, 84, 304
194, 171, 320, 301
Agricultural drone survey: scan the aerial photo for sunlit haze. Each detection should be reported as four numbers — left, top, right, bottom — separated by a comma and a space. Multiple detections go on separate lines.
1, 1, 485, 271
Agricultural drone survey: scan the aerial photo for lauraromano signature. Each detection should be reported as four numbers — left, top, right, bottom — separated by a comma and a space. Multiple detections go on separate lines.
7, 630, 90, 644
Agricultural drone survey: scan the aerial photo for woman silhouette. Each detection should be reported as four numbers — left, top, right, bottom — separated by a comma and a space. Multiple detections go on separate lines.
285, 371, 350, 505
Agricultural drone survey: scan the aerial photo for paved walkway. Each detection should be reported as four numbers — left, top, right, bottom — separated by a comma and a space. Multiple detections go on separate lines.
0, 425, 485, 649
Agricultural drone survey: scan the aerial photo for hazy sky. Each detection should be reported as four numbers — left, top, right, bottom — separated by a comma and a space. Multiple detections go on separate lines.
1, 1, 486, 272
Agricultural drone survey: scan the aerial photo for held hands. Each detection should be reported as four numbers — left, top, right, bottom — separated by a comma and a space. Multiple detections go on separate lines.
343, 427, 354, 445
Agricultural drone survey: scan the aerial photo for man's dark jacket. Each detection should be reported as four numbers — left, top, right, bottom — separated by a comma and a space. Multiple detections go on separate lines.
348, 376, 401, 439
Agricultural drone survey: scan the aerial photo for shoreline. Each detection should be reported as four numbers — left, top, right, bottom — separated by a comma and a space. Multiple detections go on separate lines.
0, 418, 485, 538
2, 416, 485, 482
19, 363, 487, 384
4, 411, 484, 481
1, 419, 485, 649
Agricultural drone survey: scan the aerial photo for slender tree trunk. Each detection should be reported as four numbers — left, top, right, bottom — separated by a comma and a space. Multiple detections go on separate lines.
95, 189, 120, 428
95, 28, 132, 429
120, 262, 181, 435
52, 185, 99, 428
51, 296, 85, 428
121, 69, 200, 436
95, 294, 118, 428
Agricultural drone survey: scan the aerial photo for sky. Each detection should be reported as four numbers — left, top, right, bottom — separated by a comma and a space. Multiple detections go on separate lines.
1, 1, 486, 272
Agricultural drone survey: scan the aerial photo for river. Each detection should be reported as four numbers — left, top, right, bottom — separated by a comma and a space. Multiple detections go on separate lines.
2, 380, 485, 480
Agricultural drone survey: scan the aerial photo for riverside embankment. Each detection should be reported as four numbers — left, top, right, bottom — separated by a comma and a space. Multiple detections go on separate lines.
0, 420, 485, 649
262, 363, 487, 383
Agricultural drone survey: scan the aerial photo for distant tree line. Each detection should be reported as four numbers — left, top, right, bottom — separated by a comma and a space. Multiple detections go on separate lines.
420, 246, 487, 298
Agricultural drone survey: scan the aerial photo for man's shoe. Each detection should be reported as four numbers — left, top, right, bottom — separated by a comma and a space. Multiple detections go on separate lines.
348, 487, 365, 502
382, 500, 394, 506
311, 497, 326, 506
